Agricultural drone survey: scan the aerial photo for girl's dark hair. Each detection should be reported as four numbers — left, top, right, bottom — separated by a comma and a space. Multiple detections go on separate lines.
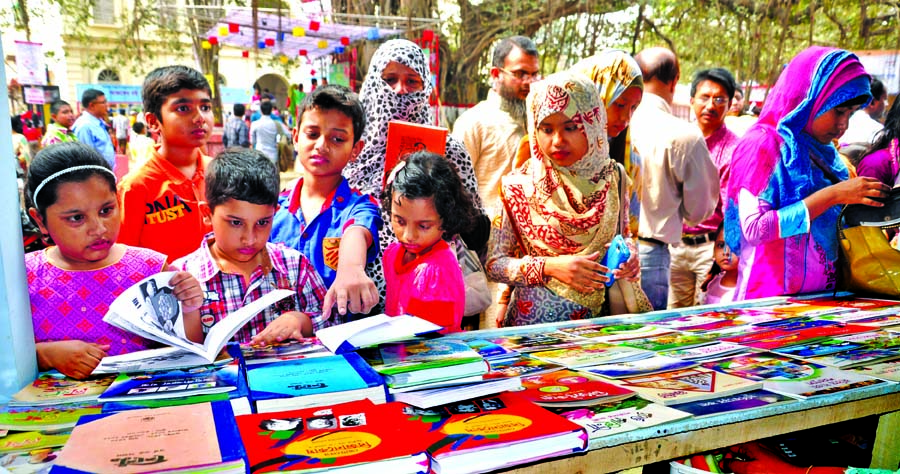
11, 115, 24, 134
864, 97, 900, 159
26, 142, 117, 220
700, 222, 726, 293
380, 151, 479, 240
206, 148, 280, 210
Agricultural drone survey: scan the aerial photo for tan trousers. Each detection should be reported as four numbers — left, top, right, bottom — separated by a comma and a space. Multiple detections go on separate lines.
668, 240, 715, 309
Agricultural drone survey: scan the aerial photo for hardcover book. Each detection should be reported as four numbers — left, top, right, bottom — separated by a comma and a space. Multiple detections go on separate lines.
384, 120, 447, 188
247, 353, 386, 413
235, 399, 431, 474
11, 373, 117, 407
51, 402, 245, 473
610, 367, 763, 406
518, 369, 635, 407
528, 342, 653, 368
669, 389, 794, 417
558, 398, 692, 441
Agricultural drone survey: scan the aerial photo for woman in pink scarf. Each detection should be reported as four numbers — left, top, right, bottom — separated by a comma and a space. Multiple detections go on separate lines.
724, 47, 888, 300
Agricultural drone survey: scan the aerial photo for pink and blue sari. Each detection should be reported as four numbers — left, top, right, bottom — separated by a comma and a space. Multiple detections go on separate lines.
724, 47, 870, 299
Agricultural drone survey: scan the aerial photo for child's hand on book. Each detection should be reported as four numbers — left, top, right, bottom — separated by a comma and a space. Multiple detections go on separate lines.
36, 341, 110, 380
249, 311, 314, 346
167, 271, 204, 313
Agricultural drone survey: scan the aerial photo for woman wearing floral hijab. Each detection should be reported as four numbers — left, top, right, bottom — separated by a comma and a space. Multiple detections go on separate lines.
725, 47, 888, 299
487, 71, 650, 327
572, 50, 644, 237
343, 39, 486, 313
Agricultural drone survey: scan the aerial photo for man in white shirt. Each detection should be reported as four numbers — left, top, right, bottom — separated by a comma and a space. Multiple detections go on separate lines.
250, 100, 287, 164
629, 47, 720, 311
841, 77, 886, 146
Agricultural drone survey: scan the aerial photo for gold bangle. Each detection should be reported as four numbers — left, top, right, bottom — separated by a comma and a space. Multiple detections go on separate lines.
806, 466, 814, 474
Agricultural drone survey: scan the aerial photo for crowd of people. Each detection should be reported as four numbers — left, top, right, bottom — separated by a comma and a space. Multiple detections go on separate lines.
12, 33, 900, 474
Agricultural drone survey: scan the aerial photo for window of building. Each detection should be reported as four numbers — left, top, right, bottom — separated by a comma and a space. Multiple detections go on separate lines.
97, 69, 120, 83
92, 0, 115, 25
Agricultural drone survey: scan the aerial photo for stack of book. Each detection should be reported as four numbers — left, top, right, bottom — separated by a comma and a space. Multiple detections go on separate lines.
359, 339, 488, 391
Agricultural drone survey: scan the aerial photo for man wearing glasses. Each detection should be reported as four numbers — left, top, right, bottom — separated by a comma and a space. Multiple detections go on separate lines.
668, 68, 741, 308
630, 47, 719, 311
452, 35, 540, 219
73, 89, 117, 172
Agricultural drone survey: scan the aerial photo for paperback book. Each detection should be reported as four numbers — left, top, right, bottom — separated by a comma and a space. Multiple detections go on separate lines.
315, 314, 443, 354
771, 338, 865, 359
97, 363, 245, 403
0, 403, 101, 432
528, 342, 653, 368
489, 332, 587, 352
838, 330, 900, 349
0, 431, 71, 455
483, 355, 565, 380
558, 323, 673, 342
581, 355, 698, 379
658, 341, 749, 361
669, 389, 794, 417
384, 120, 447, 188
618, 332, 715, 352
103, 272, 294, 362
391, 377, 523, 409
92, 346, 233, 375
0, 447, 62, 474
517, 369, 635, 407
359, 339, 487, 388
464, 338, 519, 361
610, 367, 763, 406
240, 339, 331, 365
802, 348, 900, 369
558, 398, 692, 441
853, 360, 900, 382
10, 373, 117, 407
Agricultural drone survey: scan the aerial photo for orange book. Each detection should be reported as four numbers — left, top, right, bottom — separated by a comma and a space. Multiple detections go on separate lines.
384, 120, 447, 188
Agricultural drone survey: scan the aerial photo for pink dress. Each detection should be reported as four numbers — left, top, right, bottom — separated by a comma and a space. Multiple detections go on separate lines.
383, 240, 465, 333
26, 246, 167, 355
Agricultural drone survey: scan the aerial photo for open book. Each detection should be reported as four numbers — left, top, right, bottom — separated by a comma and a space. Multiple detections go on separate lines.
103, 272, 294, 362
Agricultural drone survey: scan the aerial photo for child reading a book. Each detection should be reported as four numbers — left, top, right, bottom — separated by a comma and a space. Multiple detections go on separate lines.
380, 152, 480, 333
118, 65, 215, 262
701, 224, 738, 305
173, 148, 328, 346
25, 142, 204, 380
270, 85, 382, 324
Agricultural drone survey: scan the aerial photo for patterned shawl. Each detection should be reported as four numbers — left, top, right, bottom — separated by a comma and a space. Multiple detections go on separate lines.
572, 49, 644, 236
724, 47, 870, 291
501, 71, 619, 310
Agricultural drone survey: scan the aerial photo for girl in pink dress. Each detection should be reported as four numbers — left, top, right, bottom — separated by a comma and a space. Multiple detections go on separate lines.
380, 152, 481, 333
25, 142, 205, 379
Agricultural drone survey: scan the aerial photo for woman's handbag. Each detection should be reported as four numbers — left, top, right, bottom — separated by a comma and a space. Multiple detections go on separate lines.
608, 163, 653, 315
450, 234, 492, 316
838, 189, 900, 297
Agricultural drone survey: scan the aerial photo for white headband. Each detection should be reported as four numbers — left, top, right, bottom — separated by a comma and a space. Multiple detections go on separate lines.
33, 165, 117, 211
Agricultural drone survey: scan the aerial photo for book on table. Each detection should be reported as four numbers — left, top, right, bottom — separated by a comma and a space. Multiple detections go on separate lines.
358, 338, 487, 389
97, 361, 247, 403
557, 322, 674, 341
0, 403, 101, 432
581, 355, 698, 379
608, 367, 763, 406
853, 359, 900, 382
103, 271, 294, 362
801, 347, 900, 369
0, 446, 63, 473
389, 392, 587, 474
669, 389, 795, 417
50, 401, 245, 473
10, 373, 118, 407
384, 120, 447, 188
658, 341, 749, 361
517, 369, 635, 408
315, 314, 443, 354
558, 398, 692, 441
838, 330, 900, 349
489, 332, 587, 352
527, 342, 653, 368
246, 352, 387, 413
91, 345, 234, 375
483, 354, 565, 380
702, 353, 886, 400
0, 430, 71, 455
240, 338, 331, 365
770, 338, 866, 359
617, 332, 716, 352
235, 399, 431, 474
390, 376, 523, 409
464, 338, 520, 361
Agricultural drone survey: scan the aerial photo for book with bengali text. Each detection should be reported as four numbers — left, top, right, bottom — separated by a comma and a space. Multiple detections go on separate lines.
384, 120, 447, 188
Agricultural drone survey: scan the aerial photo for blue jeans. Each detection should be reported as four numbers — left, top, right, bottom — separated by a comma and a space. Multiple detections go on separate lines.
639, 241, 670, 311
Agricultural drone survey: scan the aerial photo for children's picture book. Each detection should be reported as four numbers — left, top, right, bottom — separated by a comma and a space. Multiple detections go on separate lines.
240, 339, 331, 365
0, 446, 62, 473
558, 398, 692, 441
770, 338, 865, 359
618, 332, 715, 352
10, 373, 117, 407
610, 367, 763, 406
838, 330, 900, 349
359, 339, 487, 388
802, 348, 900, 369
0, 431, 71, 455
528, 343, 653, 369
392, 392, 587, 474
97, 363, 245, 403
558, 323, 673, 342
99, 391, 253, 417
246, 353, 386, 413
392, 377, 523, 409
52, 402, 245, 473
103, 272, 294, 362
0, 403, 101, 432
384, 120, 447, 188
483, 355, 565, 380
787, 295, 900, 310
235, 399, 431, 474
91, 346, 233, 375
581, 355, 698, 379
658, 341, 749, 361
669, 389, 795, 417
316, 314, 443, 354
489, 332, 587, 352
702, 354, 885, 400
464, 338, 519, 361
517, 369, 635, 408
853, 360, 900, 382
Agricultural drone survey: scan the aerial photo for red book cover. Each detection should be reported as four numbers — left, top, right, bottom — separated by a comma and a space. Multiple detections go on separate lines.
390, 392, 587, 473
518, 369, 635, 407
235, 399, 430, 473
383, 120, 447, 188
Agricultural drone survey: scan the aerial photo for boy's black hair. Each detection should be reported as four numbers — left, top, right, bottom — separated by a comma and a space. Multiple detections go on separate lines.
380, 151, 479, 240
691, 68, 737, 100
142, 65, 211, 124
233, 103, 246, 116
50, 100, 70, 115
206, 147, 280, 211
133, 121, 146, 134
260, 100, 273, 115
26, 142, 117, 221
80, 89, 105, 108
298, 85, 366, 143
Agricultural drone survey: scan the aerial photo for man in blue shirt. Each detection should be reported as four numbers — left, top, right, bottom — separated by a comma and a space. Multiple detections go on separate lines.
73, 89, 116, 172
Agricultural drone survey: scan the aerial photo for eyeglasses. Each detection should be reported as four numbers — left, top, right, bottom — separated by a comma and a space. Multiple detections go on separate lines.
498, 67, 541, 82
695, 96, 729, 106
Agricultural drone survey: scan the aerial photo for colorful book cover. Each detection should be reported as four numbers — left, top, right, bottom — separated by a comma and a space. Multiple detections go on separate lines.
611, 367, 763, 406
52, 402, 245, 473
558, 323, 673, 342
849, 313, 900, 328
838, 330, 900, 349
766, 303, 859, 317
582, 356, 698, 379
702, 354, 885, 400
489, 332, 587, 352
483, 355, 565, 380
618, 333, 715, 352
240, 339, 331, 365
359, 339, 483, 375
803, 348, 900, 369
658, 341, 749, 361
558, 398, 692, 441
0, 403, 101, 432
11, 373, 117, 407
0, 431, 71, 455
92, 346, 234, 375
528, 342, 653, 368
771, 339, 865, 358
518, 369, 634, 407
98, 363, 244, 402
0, 447, 62, 473
669, 390, 794, 417
464, 338, 519, 360
235, 399, 430, 473
393, 392, 587, 473
247, 352, 384, 402
787, 295, 900, 310
853, 360, 900, 382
